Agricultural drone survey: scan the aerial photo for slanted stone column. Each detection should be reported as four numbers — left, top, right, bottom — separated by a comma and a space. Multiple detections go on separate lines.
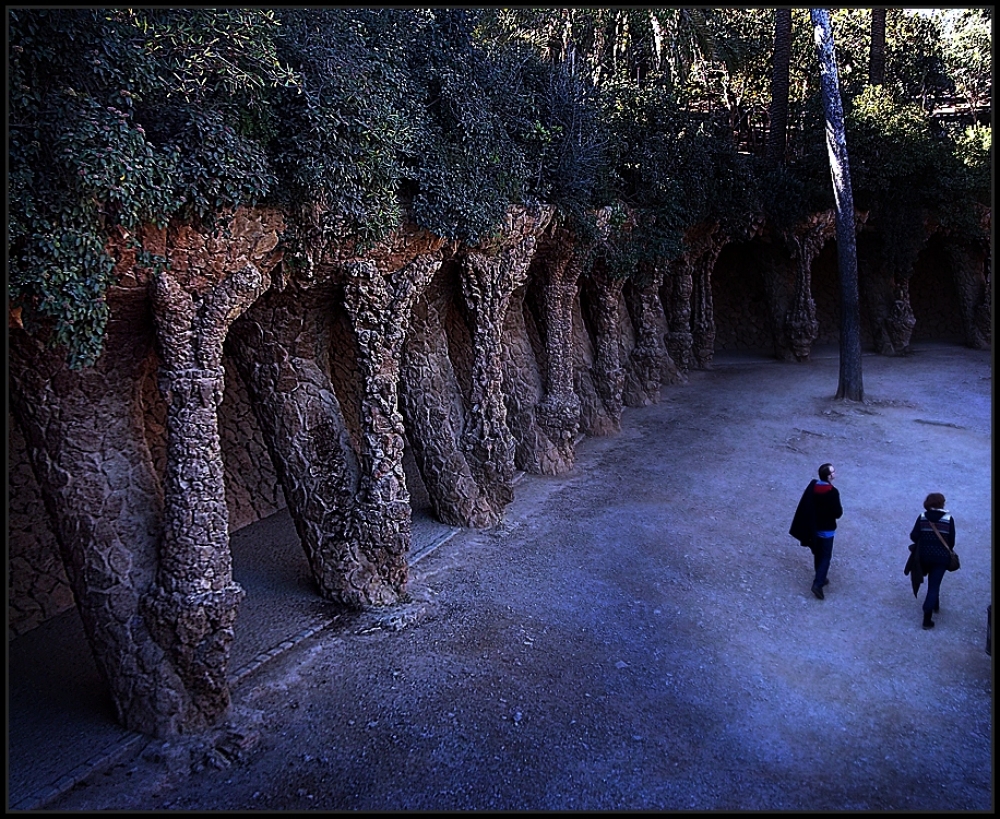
228, 284, 364, 603
457, 207, 548, 522
786, 244, 820, 361
944, 239, 991, 350
582, 265, 626, 433
9, 293, 190, 737
660, 223, 723, 371
691, 263, 718, 368
341, 251, 443, 601
751, 233, 801, 361
663, 256, 695, 373
402, 267, 497, 528
143, 263, 269, 729
624, 261, 680, 406
857, 230, 920, 356
689, 228, 724, 370
884, 279, 917, 351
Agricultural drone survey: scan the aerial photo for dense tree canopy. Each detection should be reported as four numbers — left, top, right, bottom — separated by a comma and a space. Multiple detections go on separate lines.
7, 7, 992, 368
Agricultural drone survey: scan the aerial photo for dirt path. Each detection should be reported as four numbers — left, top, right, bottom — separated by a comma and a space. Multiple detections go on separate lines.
44, 342, 993, 811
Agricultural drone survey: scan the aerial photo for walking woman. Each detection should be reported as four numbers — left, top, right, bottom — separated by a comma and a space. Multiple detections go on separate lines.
909, 492, 957, 629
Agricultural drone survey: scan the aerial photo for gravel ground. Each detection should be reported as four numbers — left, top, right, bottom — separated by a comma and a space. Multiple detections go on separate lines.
43, 342, 993, 811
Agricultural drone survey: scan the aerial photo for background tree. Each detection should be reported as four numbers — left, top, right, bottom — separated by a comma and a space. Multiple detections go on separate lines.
810, 8, 863, 401
869, 8, 886, 86
767, 8, 793, 167
940, 7, 993, 124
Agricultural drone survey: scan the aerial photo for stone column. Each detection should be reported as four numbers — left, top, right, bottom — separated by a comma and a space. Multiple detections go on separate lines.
663, 255, 695, 373
10, 291, 191, 738
689, 227, 724, 370
857, 231, 919, 356
783, 214, 834, 360
457, 207, 548, 520
228, 284, 364, 604
691, 255, 719, 369
883, 278, 917, 352
401, 269, 497, 528
786, 244, 820, 361
624, 261, 679, 406
501, 281, 575, 477
534, 228, 583, 465
341, 252, 443, 600
753, 237, 796, 361
143, 263, 269, 729
582, 265, 626, 433
944, 240, 991, 350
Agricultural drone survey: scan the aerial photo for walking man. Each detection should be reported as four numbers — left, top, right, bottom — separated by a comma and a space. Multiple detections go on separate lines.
790, 463, 843, 599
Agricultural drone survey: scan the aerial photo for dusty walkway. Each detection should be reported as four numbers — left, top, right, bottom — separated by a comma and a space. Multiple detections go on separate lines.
40, 342, 993, 811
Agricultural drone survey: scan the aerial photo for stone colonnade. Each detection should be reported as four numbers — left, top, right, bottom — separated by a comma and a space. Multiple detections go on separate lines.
7, 204, 990, 736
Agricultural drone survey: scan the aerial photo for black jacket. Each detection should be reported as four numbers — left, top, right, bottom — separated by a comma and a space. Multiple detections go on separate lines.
910, 509, 955, 569
789, 479, 843, 546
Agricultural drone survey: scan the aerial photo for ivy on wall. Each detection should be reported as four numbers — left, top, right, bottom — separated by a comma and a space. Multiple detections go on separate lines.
8, 8, 991, 369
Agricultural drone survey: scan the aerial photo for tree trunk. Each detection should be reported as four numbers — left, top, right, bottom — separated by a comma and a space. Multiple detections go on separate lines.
767, 8, 792, 167
810, 8, 864, 401
869, 8, 886, 87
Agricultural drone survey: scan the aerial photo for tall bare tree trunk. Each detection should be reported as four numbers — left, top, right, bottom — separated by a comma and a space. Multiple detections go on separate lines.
810, 8, 864, 401
869, 8, 886, 87
767, 8, 792, 167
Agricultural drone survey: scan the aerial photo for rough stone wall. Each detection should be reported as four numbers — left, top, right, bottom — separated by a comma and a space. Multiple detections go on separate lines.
5, 214, 984, 643
7, 418, 74, 638
327, 293, 365, 452
218, 357, 288, 529
573, 286, 617, 437
7, 355, 286, 639
711, 242, 773, 352
909, 238, 966, 343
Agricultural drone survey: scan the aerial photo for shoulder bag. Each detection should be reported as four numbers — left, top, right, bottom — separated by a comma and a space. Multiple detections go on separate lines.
928, 519, 960, 572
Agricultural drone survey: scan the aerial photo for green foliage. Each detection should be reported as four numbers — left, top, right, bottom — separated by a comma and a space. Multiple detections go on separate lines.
8, 8, 291, 367
8, 7, 991, 368
401, 9, 534, 243
514, 53, 615, 236
267, 8, 417, 249
601, 82, 688, 268
10, 9, 175, 368
601, 79, 763, 275
756, 162, 824, 236
846, 87, 941, 206
935, 123, 992, 241
131, 7, 296, 116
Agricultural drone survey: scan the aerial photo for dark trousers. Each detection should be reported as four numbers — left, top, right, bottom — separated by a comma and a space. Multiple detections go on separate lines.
812, 536, 833, 589
923, 564, 947, 614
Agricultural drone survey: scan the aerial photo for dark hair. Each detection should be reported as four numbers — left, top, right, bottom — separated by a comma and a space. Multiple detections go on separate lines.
818, 463, 834, 481
924, 492, 946, 510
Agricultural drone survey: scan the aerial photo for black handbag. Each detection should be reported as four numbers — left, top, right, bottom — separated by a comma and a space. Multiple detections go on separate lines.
928, 520, 960, 572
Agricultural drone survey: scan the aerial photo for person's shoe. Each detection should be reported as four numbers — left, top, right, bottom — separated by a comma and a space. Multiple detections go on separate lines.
933, 602, 940, 613
923, 612, 935, 629
812, 585, 825, 600
822, 579, 830, 587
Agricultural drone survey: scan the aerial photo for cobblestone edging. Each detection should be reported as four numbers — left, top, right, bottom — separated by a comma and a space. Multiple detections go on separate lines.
13, 522, 463, 812
10, 733, 150, 811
